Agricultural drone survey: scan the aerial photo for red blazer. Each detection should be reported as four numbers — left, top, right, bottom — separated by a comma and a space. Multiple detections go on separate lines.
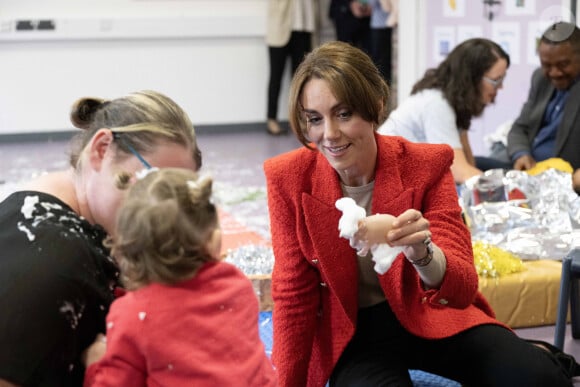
264, 134, 505, 387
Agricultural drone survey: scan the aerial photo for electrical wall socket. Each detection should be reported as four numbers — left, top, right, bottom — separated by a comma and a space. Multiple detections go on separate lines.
14, 19, 56, 31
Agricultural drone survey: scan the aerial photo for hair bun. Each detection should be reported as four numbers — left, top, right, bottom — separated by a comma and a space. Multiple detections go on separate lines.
70, 97, 107, 130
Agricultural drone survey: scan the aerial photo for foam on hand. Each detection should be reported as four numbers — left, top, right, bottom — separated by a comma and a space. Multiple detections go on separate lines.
335, 197, 403, 274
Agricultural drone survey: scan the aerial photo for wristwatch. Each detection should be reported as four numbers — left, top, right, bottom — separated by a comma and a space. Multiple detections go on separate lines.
412, 236, 434, 267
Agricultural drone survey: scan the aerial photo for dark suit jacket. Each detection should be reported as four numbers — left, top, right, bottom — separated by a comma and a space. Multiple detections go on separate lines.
507, 68, 580, 169
329, 0, 352, 19
264, 134, 503, 387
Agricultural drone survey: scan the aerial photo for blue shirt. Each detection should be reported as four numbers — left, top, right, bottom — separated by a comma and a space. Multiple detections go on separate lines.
370, 0, 389, 28
531, 89, 569, 162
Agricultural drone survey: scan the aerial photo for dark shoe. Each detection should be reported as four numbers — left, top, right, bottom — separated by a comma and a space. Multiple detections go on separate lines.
526, 339, 580, 377
266, 119, 286, 136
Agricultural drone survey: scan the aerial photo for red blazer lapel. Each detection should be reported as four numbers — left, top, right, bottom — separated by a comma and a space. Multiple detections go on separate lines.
303, 153, 359, 320
302, 194, 359, 320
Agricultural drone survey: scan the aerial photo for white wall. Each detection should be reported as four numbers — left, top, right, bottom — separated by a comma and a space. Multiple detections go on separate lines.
3, 0, 572, 148
396, 1, 426, 106
0, 0, 276, 134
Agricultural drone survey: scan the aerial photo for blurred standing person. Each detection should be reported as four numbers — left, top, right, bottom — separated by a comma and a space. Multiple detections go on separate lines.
329, 0, 371, 53
266, 0, 319, 135
369, 0, 398, 83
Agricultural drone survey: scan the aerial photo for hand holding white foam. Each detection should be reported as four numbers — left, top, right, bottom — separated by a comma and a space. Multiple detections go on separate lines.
335, 198, 403, 274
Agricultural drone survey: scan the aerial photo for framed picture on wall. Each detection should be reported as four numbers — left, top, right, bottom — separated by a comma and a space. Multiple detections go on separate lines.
443, 0, 466, 17
433, 26, 455, 62
491, 22, 521, 65
505, 0, 536, 16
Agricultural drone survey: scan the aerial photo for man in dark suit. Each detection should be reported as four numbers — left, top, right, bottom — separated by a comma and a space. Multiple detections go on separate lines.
507, 21, 580, 194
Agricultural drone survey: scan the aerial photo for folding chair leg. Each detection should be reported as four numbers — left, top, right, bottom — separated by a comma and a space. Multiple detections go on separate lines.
555, 257, 572, 350
572, 267, 580, 339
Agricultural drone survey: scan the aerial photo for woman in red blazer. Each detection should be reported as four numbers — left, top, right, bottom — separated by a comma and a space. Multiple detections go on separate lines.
264, 41, 575, 387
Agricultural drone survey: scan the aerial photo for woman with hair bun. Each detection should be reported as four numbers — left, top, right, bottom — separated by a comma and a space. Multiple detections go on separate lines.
0, 90, 201, 386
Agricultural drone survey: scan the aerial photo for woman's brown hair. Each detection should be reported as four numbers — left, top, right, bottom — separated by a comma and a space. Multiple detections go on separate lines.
288, 41, 390, 148
411, 38, 510, 130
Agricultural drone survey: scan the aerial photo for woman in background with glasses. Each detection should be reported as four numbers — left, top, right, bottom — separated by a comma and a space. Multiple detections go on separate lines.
378, 38, 510, 184
0, 90, 201, 387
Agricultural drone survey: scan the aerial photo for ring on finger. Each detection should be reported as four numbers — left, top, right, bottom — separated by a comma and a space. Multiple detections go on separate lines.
423, 231, 431, 245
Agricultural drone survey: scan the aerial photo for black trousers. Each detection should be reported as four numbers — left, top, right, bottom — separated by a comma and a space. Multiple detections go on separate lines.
329, 301, 572, 387
332, 14, 370, 55
474, 156, 513, 172
369, 27, 392, 84
267, 31, 312, 120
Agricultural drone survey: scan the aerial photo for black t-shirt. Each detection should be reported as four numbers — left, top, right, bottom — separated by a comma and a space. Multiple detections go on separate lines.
0, 191, 119, 386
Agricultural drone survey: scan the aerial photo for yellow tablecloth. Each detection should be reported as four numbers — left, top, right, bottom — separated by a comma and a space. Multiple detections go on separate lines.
478, 260, 562, 328
248, 260, 564, 327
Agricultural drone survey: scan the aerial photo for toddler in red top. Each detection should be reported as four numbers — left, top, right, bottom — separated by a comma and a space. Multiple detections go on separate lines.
83, 168, 277, 387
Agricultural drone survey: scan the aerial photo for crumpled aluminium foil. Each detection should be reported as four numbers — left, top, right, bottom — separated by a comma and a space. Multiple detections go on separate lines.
224, 244, 274, 275
461, 169, 580, 260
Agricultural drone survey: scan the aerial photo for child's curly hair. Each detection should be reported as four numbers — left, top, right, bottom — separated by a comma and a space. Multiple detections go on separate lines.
107, 168, 218, 290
